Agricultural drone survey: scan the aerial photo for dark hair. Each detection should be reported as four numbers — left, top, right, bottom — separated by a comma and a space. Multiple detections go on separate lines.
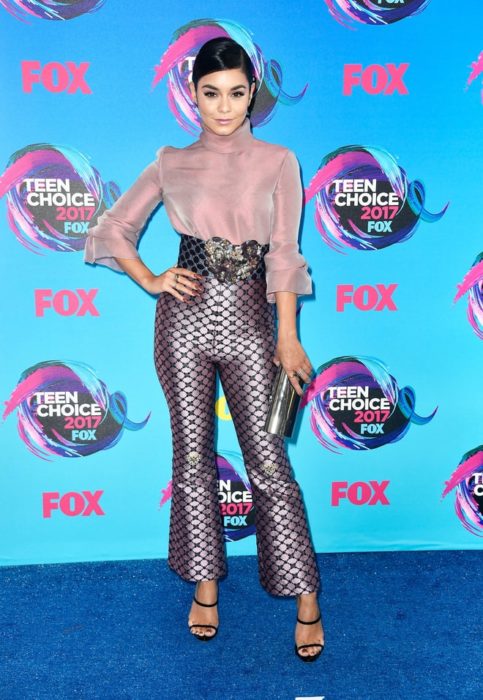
192, 37, 257, 111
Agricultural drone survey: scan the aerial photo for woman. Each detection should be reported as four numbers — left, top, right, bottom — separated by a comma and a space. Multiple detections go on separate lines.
84, 37, 324, 661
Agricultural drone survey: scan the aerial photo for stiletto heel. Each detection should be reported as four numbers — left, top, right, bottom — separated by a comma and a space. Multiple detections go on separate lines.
294, 613, 325, 662
188, 593, 219, 641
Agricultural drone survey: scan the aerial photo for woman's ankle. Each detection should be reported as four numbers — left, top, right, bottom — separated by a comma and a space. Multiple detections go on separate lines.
296, 591, 319, 612
195, 579, 218, 601
197, 578, 218, 587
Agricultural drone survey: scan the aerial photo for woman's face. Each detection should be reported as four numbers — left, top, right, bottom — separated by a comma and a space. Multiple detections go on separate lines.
189, 67, 256, 136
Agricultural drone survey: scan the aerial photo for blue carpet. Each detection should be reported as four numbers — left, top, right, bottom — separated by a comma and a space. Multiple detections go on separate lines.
0, 550, 481, 700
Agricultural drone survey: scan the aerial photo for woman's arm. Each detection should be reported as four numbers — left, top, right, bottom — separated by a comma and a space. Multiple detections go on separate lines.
264, 150, 312, 305
84, 147, 202, 301
273, 290, 313, 396
265, 149, 314, 395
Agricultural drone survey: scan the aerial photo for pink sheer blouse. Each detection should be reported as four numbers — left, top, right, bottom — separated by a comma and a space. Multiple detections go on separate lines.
83, 116, 312, 304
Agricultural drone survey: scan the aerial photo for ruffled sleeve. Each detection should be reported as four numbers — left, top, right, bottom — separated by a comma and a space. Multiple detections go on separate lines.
83, 146, 165, 271
264, 149, 312, 304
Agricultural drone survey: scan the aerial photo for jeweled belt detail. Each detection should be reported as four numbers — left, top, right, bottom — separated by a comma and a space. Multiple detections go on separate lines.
177, 233, 269, 284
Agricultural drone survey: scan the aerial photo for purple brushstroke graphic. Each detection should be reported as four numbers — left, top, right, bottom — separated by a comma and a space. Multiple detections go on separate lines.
305, 145, 448, 253
0, 143, 119, 254
0, 0, 105, 22
300, 355, 437, 452
159, 450, 255, 542
3, 360, 149, 460
442, 447, 483, 537
152, 18, 307, 134
324, 0, 431, 29
454, 253, 483, 339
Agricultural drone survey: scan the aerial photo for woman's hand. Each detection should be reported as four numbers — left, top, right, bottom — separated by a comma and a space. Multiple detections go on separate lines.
113, 257, 204, 301
272, 331, 314, 396
142, 266, 204, 301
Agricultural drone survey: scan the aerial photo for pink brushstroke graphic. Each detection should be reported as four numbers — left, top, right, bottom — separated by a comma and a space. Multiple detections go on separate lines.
158, 451, 255, 542
300, 355, 437, 452
465, 50, 483, 104
151, 18, 307, 134
442, 447, 483, 537
305, 145, 448, 253
0, 144, 119, 254
0, 0, 106, 23
324, 0, 431, 29
159, 480, 172, 507
3, 360, 149, 460
453, 254, 483, 339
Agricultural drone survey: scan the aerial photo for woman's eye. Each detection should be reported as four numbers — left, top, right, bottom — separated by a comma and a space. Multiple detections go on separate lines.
201, 91, 246, 98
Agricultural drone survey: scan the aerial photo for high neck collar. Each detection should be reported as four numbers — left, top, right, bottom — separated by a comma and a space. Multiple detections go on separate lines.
199, 116, 253, 153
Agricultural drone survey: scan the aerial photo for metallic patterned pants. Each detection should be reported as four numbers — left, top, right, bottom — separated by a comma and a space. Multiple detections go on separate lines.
154, 272, 320, 597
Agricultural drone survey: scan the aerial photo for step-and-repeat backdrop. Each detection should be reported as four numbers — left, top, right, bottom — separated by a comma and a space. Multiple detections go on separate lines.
1, 1, 482, 566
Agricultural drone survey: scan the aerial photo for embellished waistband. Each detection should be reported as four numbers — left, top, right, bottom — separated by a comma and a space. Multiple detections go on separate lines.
176, 233, 269, 284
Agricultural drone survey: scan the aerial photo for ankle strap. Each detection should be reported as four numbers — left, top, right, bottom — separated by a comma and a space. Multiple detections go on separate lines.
194, 595, 218, 607
296, 613, 321, 625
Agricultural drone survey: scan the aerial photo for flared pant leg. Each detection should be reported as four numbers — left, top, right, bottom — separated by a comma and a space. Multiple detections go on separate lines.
215, 288, 320, 597
154, 292, 227, 581
154, 275, 320, 596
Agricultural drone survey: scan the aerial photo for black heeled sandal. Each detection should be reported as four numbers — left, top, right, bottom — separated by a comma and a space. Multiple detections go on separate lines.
294, 613, 325, 662
188, 594, 219, 641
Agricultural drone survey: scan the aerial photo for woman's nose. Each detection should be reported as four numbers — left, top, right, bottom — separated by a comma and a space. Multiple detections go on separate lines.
218, 96, 230, 112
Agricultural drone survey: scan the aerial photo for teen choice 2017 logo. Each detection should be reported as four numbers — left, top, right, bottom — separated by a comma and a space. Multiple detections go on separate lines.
300, 355, 437, 452
152, 18, 307, 134
324, 0, 432, 28
3, 360, 150, 460
0, 144, 120, 254
159, 450, 255, 541
305, 145, 448, 253
454, 253, 483, 339
0, 0, 106, 22
442, 447, 483, 537
217, 451, 255, 541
